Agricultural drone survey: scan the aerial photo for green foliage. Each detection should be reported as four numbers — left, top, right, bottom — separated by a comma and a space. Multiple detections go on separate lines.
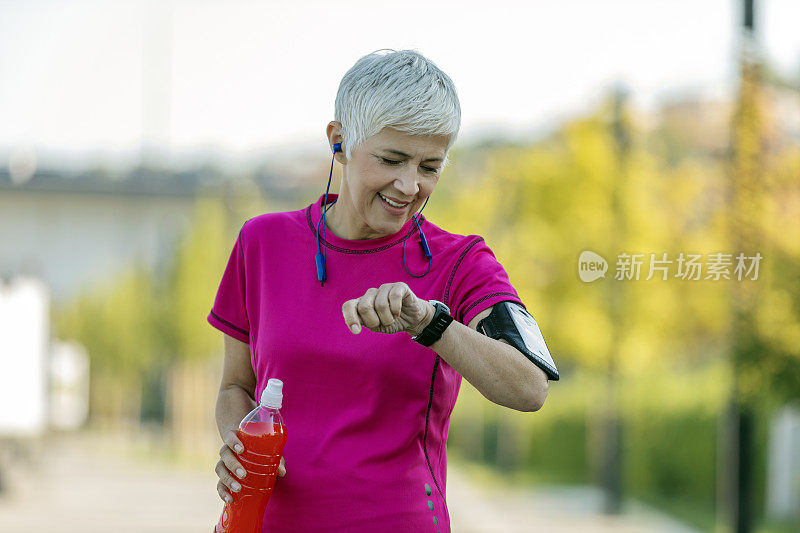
626, 408, 717, 503
438, 88, 800, 530
165, 195, 231, 362
524, 413, 589, 484
435, 90, 799, 392
54, 260, 158, 380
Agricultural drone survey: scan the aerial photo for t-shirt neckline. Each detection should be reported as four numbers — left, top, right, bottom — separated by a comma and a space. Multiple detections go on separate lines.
307, 193, 425, 252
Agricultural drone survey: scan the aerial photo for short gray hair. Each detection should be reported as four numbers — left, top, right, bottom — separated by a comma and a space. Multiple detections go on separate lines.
334, 48, 461, 169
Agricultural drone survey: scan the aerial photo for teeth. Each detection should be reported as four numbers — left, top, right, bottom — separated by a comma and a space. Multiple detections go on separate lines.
379, 193, 407, 208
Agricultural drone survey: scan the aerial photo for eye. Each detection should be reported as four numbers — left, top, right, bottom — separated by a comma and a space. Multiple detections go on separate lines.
381, 158, 439, 174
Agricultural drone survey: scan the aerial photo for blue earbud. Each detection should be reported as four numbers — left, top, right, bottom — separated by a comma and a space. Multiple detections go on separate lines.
316, 140, 432, 286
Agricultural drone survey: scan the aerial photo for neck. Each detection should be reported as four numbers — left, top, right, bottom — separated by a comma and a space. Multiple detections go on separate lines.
322, 196, 358, 240
322, 193, 393, 241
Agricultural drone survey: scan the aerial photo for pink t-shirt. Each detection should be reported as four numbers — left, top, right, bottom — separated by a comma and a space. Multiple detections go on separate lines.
207, 193, 526, 532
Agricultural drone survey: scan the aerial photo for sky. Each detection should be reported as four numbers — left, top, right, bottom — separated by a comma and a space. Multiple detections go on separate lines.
1, 0, 799, 172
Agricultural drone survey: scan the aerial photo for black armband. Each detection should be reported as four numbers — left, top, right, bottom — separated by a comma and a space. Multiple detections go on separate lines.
477, 301, 559, 381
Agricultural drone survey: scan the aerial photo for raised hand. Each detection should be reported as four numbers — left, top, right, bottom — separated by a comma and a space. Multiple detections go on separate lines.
341, 282, 434, 336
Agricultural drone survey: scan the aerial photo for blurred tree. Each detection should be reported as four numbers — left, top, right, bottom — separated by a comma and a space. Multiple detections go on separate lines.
160, 192, 240, 455
435, 84, 789, 528
167, 194, 230, 362
54, 260, 158, 429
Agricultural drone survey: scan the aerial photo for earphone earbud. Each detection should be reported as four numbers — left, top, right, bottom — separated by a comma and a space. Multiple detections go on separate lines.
333, 142, 342, 153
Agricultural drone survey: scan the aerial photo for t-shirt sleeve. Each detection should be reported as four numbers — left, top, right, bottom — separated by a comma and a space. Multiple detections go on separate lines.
206, 225, 251, 344
447, 237, 526, 327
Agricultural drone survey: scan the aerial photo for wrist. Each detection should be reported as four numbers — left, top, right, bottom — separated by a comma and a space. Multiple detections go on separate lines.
410, 300, 455, 347
409, 300, 435, 337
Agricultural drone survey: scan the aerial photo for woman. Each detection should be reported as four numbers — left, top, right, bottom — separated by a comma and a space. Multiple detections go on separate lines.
208, 48, 558, 532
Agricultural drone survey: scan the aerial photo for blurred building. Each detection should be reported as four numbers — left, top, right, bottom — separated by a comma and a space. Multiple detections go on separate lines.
49, 340, 90, 431
0, 276, 48, 437
0, 168, 203, 305
0, 153, 328, 306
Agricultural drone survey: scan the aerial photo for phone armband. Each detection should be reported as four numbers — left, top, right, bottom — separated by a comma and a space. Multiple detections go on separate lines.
477, 301, 559, 381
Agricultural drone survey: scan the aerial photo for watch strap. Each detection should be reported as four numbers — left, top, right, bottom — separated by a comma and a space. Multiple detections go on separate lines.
412, 300, 454, 347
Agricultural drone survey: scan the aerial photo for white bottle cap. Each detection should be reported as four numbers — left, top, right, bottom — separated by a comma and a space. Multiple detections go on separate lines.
260, 378, 283, 409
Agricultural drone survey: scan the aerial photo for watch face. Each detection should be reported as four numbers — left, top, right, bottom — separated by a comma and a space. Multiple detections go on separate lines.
430, 299, 450, 314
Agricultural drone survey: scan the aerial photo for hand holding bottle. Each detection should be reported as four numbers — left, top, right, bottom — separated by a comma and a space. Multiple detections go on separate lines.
215, 430, 287, 504
213, 378, 288, 533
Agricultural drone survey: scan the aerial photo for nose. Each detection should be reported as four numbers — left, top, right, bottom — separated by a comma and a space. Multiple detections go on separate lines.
393, 169, 420, 197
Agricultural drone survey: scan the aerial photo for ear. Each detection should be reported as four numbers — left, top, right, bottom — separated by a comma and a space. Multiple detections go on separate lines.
327, 121, 347, 164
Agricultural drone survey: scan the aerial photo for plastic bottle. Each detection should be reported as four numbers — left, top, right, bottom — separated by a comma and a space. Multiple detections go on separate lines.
214, 378, 288, 533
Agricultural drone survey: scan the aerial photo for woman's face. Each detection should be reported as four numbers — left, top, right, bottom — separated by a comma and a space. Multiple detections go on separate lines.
328, 124, 449, 240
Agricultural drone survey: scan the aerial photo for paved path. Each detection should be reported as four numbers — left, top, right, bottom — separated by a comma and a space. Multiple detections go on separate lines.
0, 431, 700, 532
0, 431, 220, 532
445, 465, 700, 533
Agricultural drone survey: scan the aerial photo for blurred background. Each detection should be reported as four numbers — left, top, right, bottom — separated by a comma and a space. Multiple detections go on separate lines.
0, 0, 798, 531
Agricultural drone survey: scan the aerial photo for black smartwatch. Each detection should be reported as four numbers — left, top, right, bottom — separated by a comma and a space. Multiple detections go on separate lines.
411, 300, 454, 347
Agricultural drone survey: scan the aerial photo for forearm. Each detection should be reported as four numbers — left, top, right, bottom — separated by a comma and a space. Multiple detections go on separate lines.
426, 319, 546, 412
215, 385, 257, 438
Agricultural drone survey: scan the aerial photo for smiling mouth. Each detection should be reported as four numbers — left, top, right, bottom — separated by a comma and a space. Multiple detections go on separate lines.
377, 192, 410, 208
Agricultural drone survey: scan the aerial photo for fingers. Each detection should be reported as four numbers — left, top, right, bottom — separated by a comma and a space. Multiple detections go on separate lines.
220, 433, 247, 482
389, 284, 406, 318
400, 284, 416, 308
343, 287, 381, 333
356, 287, 381, 329
343, 283, 409, 334
217, 431, 247, 497
373, 283, 403, 326
277, 455, 286, 477
217, 479, 232, 504
223, 429, 244, 454
342, 297, 362, 334
215, 458, 242, 501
